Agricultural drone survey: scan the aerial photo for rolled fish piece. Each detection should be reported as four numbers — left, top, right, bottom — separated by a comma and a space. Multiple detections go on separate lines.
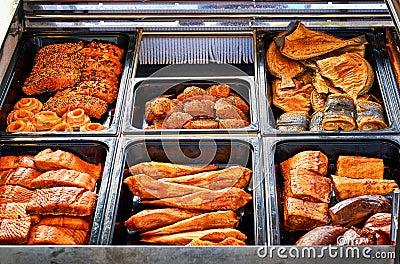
310, 111, 324, 131
276, 111, 309, 131
356, 101, 387, 130
322, 94, 356, 131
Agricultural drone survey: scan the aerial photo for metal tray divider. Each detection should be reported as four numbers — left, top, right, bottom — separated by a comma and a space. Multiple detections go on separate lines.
100, 135, 266, 246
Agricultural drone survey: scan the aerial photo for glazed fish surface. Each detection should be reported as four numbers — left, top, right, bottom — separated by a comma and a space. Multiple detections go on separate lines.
128, 162, 217, 179
34, 148, 102, 180
331, 175, 398, 200
30, 169, 97, 191
336, 156, 384, 179
0, 155, 35, 170
123, 174, 209, 199
125, 208, 201, 232
187, 237, 246, 246
26, 187, 97, 216
141, 187, 252, 211
295, 226, 348, 246
0, 185, 33, 204
141, 228, 247, 245
27, 224, 88, 245
0, 167, 42, 189
160, 166, 252, 190
275, 22, 366, 60
141, 211, 239, 236
266, 41, 306, 88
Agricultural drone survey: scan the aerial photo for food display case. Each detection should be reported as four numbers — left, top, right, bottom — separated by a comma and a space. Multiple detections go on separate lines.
0, 0, 400, 263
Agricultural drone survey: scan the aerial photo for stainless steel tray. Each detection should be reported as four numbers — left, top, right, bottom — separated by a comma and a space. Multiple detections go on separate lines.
263, 136, 400, 246
257, 28, 400, 136
99, 136, 266, 246
0, 31, 136, 136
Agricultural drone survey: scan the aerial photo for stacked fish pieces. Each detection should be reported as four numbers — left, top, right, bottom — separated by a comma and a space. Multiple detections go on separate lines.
279, 151, 398, 246
144, 84, 250, 129
124, 161, 253, 245
0, 149, 102, 245
267, 22, 387, 131
6, 41, 124, 133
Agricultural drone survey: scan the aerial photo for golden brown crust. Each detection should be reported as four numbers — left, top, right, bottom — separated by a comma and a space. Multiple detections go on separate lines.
205, 84, 230, 98
14, 98, 43, 113
62, 109, 91, 130
7, 110, 35, 125
6, 120, 36, 132
49, 123, 73, 132
35, 111, 62, 131
79, 123, 105, 132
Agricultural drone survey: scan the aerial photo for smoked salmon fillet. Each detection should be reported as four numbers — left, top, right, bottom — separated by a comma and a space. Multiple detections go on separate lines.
128, 162, 217, 179
141, 228, 247, 245
30, 169, 97, 191
0, 217, 32, 244
160, 166, 252, 190
125, 208, 201, 232
37, 216, 91, 231
27, 225, 88, 245
0, 167, 42, 188
141, 211, 239, 236
34, 149, 102, 180
26, 187, 97, 216
0, 185, 33, 204
0, 155, 35, 170
187, 237, 246, 246
141, 187, 252, 211
124, 174, 209, 199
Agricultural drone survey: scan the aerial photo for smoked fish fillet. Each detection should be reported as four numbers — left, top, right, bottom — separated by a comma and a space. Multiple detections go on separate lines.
27, 225, 88, 245
0, 203, 30, 220
284, 196, 329, 231
316, 53, 374, 99
266, 41, 306, 88
0, 155, 35, 170
336, 156, 384, 179
141, 187, 252, 211
141, 228, 247, 245
0, 217, 32, 244
275, 22, 366, 60
142, 211, 239, 236
34, 149, 102, 180
123, 174, 209, 199
26, 187, 97, 216
30, 169, 97, 191
1, 167, 42, 188
0, 185, 33, 204
161, 166, 252, 190
284, 173, 331, 203
38, 216, 91, 231
186, 237, 246, 246
128, 162, 217, 179
331, 175, 398, 201
280, 150, 328, 178
125, 208, 201, 232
